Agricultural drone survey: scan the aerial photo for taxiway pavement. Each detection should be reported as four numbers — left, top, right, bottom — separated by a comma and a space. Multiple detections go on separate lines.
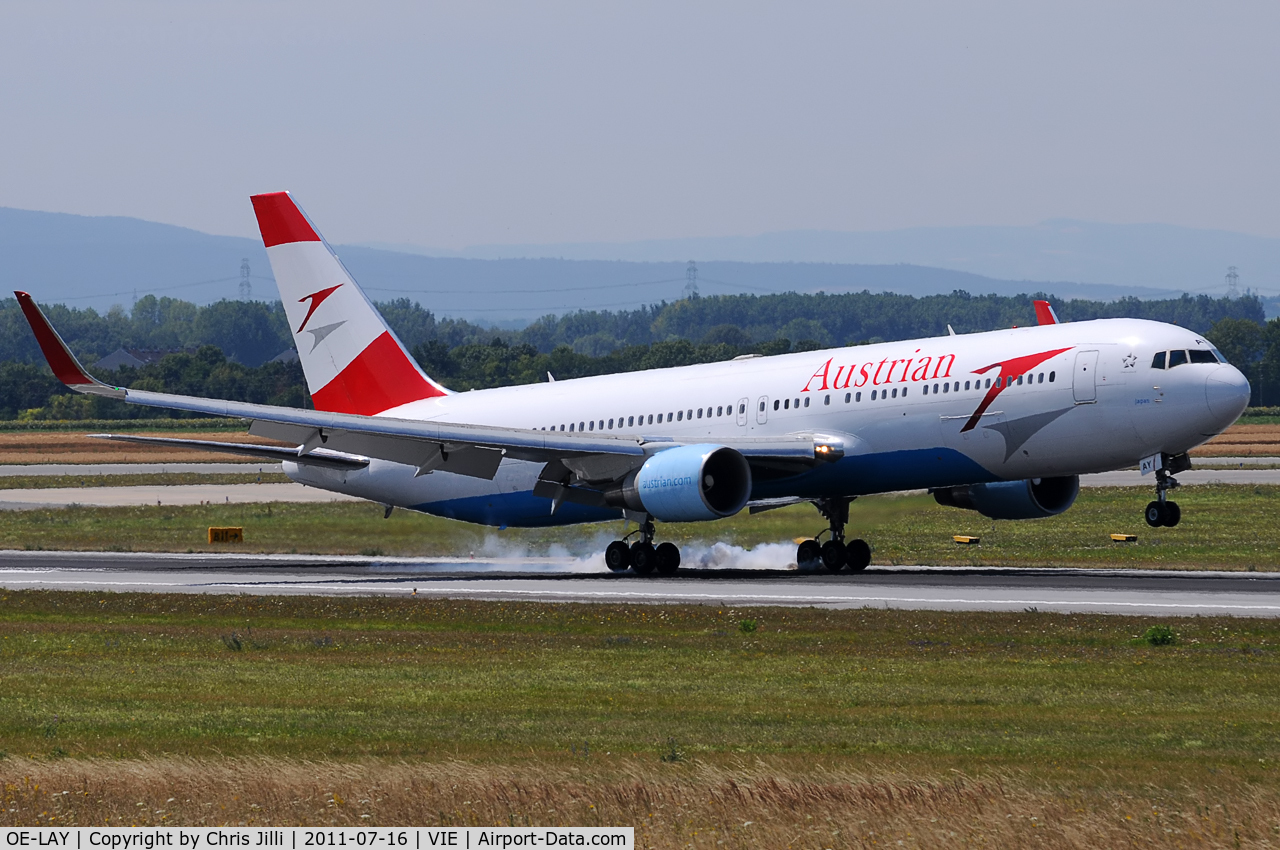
0, 465, 1278, 511
0, 482, 363, 510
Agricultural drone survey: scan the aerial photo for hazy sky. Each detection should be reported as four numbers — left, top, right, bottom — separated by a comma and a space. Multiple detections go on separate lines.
2, 1, 1278, 248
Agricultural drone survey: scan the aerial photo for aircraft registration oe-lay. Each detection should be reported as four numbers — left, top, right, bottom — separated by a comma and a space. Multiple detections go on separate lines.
16, 193, 1252, 575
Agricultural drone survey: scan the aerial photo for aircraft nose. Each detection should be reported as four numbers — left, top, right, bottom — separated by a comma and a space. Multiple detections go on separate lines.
1205, 365, 1250, 424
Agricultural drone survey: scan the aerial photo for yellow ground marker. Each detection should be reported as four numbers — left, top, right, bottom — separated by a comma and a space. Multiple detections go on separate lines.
208, 527, 244, 544
953, 535, 980, 545
1110, 533, 1138, 542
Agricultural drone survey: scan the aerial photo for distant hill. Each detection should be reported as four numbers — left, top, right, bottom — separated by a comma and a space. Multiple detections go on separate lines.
423, 219, 1280, 304
2, 206, 1264, 322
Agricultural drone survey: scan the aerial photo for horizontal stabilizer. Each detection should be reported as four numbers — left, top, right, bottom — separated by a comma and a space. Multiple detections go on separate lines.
90, 434, 370, 470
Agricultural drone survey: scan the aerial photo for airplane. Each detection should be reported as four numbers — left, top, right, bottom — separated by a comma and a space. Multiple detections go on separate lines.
15, 192, 1251, 574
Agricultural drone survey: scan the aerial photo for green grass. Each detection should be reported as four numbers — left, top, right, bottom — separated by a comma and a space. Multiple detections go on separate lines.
0, 591, 1277, 789
3, 484, 1279, 569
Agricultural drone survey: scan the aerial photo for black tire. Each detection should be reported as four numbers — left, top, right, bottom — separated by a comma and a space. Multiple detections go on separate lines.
630, 541, 657, 575
655, 542, 681, 575
604, 540, 631, 572
846, 539, 871, 572
1145, 501, 1165, 527
820, 540, 847, 573
1164, 501, 1181, 527
796, 539, 821, 569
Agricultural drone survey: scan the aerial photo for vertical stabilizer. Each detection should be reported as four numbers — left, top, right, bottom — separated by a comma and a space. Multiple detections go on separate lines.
250, 192, 448, 415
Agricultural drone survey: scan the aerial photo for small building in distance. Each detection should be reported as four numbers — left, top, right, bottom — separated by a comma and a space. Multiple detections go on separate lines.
269, 348, 299, 364
93, 348, 188, 371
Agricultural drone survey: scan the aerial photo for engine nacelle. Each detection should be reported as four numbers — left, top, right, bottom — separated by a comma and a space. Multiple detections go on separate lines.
933, 475, 1080, 520
607, 444, 752, 522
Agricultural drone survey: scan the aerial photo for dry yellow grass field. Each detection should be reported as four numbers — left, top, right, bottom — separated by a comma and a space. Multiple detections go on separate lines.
1191, 422, 1280, 457
0, 430, 286, 464
3, 758, 1276, 848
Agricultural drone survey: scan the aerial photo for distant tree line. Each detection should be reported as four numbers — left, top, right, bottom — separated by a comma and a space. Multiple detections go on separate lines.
0, 290, 1274, 419
0, 347, 306, 420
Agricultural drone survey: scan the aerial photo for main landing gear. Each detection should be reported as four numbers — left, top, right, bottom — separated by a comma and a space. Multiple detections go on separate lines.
1144, 452, 1190, 528
604, 517, 681, 576
796, 497, 871, 573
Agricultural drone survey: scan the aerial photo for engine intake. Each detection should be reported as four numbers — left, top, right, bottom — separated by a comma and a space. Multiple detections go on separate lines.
607, 444, 752, 522
933, 475, 1079, 520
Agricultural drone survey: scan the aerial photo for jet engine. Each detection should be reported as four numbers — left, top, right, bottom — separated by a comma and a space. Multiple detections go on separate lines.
606, 444, 752, 522
932, 475, 1079, 520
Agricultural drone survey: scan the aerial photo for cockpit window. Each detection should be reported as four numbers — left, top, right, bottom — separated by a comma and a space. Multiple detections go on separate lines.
1151, 351, 1166, 369
1168, 350, 1188, 368
1210, 346, 1227, 363
1189, 349, 1218, 364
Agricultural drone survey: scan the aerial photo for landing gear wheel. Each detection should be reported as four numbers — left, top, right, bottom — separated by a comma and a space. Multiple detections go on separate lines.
845, 538, 871, 572
820, 540, 847, 573
797, 539, 821, 570
630, 541, 657, 575
655, 542, 681, 575
604, 540, 631, 572
1146, 459, 1186, 529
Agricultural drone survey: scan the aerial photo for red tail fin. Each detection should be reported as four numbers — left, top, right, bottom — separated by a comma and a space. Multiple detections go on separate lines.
250, 192, 449, 415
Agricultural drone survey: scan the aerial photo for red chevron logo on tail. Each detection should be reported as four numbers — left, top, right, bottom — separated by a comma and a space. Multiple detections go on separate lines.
960, 347, 1074, 432
297, 284, 342, 333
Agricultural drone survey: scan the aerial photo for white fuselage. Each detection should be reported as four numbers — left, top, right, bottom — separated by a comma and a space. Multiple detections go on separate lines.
285, 318, 1249, 528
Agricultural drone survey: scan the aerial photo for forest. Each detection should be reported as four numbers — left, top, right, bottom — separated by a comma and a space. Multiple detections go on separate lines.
1, 289, 1276, 419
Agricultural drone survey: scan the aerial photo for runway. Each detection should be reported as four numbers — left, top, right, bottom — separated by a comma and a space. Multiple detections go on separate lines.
2, 549, 1278, 617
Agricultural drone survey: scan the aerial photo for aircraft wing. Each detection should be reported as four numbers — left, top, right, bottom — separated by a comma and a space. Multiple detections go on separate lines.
17, 292, 843, 481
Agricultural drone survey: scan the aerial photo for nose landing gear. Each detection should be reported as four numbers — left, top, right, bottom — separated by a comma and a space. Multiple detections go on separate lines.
796, 498, 871, 573
604, 517, 682, 576
1144, 453, 1189, 528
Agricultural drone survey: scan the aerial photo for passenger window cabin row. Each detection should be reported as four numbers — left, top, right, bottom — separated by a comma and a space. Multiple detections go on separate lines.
770, 370, 1058, 411
539, 370, 1061, 432
542, 402, 748, 432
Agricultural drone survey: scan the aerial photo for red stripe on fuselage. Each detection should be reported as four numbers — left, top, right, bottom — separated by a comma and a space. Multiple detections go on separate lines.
309, 331, 446, 415
251, 192, 321, 247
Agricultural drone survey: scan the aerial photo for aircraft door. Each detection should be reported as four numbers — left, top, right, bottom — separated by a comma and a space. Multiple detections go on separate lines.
1073, 350, 1098, 403
736, 397, 749, 428
756, 396, 769, 425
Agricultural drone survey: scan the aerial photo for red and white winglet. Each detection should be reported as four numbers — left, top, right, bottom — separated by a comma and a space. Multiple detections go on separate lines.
1033, 299, 1060, 325
14, 291, 124, 398
250, 192, 449, 416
